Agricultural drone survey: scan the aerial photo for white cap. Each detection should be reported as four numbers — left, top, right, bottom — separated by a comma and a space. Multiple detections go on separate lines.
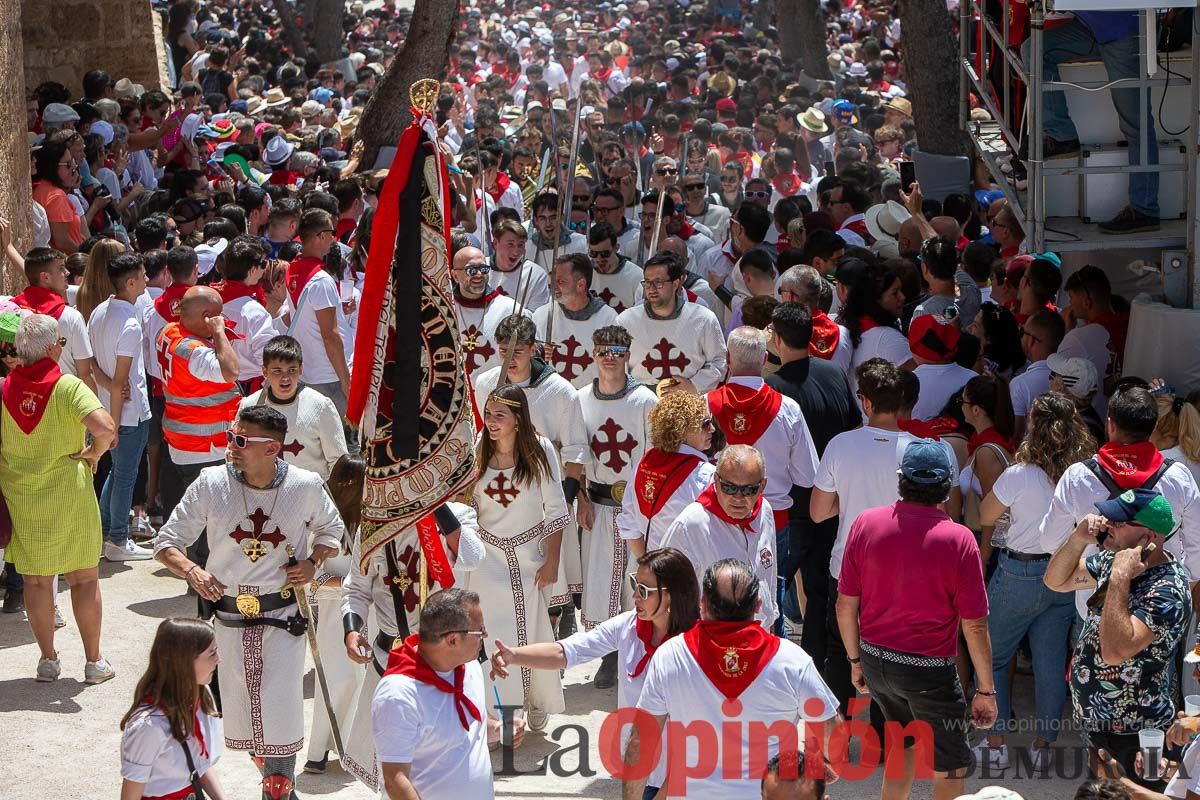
90, 120, 115, 146
194, 238, 229, 277
1046, 353, 1099, 399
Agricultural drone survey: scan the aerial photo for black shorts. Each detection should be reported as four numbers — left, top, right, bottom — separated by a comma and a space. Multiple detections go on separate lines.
148, 395, 165, 446
859, 646, 971, 774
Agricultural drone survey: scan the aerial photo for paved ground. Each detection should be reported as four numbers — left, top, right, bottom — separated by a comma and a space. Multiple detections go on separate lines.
0, 559, 1096, 799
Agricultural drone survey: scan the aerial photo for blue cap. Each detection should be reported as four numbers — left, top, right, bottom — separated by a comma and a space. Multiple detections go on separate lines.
622, 121, 645, 136
899, 439, 953, 484
229, 99, 248, 114
312, 87, 335, 104
831, 99, 856, 124
974, 189, 1004, 209
1095, 488, 1178, 537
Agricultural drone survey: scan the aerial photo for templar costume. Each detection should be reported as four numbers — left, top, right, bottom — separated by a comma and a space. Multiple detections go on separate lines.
525, 229, 587, 273
615, 293, 727, 392
338, 503, 485, 791
454, 287, 528, 379
153, 461, 344, 759
464, 435, 570, 712
592, 257, 645, 314
617, 444, 716, 551
532, 296, 619, 389
578, 376, 657, 628
238, 387, 348, 480
490, 258, 550, 313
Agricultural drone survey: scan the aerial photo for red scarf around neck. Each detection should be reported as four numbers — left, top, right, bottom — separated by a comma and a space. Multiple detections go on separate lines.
12, 285, 66, 320
707, 382, 782, 445
454, 285, 504, 309
141, 695, 209, 758
682, 620, 780, 703
383, 634, 482, 731
2, 358, 62, 434
286, 256, 326, 306
695, 483, 763, 531
153, 283, 190, 323
810, 310, 841, 359
771, 171, 803, 198
676, 217, 697, 240
212, 280, 266, 307
629, 617, 675, 679
968, 427, 1013, 457
634, 448, 702, 518
898, 418, 941, 441
485, 171, 512, 202
858, 315, 881, 334
1096, 441, 1165, 490
592, 65, 614, 83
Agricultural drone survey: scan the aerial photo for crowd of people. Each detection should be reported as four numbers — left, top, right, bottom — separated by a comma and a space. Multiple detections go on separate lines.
5, 0, 1200, 799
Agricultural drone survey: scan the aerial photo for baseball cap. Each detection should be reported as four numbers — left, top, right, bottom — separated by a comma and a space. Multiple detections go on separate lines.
831, 99, 857, 125
1095, 488, 1177, 537
194, 238, 229, 277
899, 439, 953, 485
1046, 353, 1098, 399
716, 97, 737, 115
974, 189, 1005, 210
0, 311, 22, 345
908, 313, 961, 363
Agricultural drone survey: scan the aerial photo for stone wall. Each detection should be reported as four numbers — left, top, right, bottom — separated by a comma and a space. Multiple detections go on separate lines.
23, 0, 169, 97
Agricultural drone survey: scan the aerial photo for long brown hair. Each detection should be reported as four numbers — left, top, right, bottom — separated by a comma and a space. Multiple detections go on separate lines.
963, 374, 1016, 445
76, 238, 124, 321
475, 384, 551, 488
327, 454, 365, 553
638, 548, 700, 638
1015, 392, 1098, 482
120, 618, 219, 743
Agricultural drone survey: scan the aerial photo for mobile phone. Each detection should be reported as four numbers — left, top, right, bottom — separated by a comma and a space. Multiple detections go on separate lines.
824, 160, 836, 177
900, 161, 916, 193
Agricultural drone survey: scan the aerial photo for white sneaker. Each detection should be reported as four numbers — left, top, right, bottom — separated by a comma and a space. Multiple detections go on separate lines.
971, 743, 1009, 771
1030, 746, 1052, 774
54, 606, 65, 629
104, 539, 154, 562
84, 658, 116, 685
36, 656, 61, 682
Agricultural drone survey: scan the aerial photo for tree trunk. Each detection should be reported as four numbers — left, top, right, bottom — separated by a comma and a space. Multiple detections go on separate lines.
271, 0, 309, 59
778, 0, 833, 80
753, 0, 773, 31
898, 0, 967, 156
358, 0, 460, 169
1, 0, 31, 292
311, 0, 345, 64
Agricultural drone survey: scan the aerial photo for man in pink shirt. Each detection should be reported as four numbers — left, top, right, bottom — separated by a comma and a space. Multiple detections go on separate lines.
835, 439, 997, 800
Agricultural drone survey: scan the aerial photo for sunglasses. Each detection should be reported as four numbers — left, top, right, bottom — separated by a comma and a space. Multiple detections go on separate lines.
717, 478, 763, 497
685, 184, 705, 191
589, 248, 613, 259
463, 265, 491, 277
592, 204, 621, 214
573, 194, 592, 202
595, 345, 629, 358
442, 626, 488, 639
628, 572, 663, 600
655, 167, 678, 176
745, 190, 771, 199
226, 430, 276, 448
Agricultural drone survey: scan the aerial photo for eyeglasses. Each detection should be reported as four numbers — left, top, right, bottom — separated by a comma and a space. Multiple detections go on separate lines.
640, 279, 673, 289
225, 430, 276, 448
595, 345, 629, 358
628, 572, 663, 600
442, 626, 488, 639
655, 167, 678, 176
589, 248, 613, 259
745, 190, 771, 200
462, 265, 491, 277
534, 215, 558, 225
717, 477, 764, 497
58, 161, 79, 173
700, 417, 716, 431
55, 337, 68, 347
592, 204, 620, 214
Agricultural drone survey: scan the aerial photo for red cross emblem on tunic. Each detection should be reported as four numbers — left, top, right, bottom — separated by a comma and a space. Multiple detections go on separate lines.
462, 324, 496, 374
394, 544, 423, 612
591, 417, 636, 471
484, 473, 520, 507
281, 440, 305, 457
229, 508, 286, 562
597, 287, 626, 313
641, 338, 691, 380
552, 335, 593, 382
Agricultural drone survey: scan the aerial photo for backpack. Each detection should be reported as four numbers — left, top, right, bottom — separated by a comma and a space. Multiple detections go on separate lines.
1083, 455, 1175, 500
198, 68, 224, 98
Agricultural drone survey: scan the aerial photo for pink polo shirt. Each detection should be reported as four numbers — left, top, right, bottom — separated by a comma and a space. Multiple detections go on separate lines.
838, 501, 988, 658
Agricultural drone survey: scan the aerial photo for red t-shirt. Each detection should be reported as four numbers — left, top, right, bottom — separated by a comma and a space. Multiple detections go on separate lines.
837, 501, 988, 658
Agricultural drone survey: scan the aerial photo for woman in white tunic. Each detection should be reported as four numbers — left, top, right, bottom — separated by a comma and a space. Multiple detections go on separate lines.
467, 384, 570, 731
119, 618, 226, 800
489, 548, 699, 795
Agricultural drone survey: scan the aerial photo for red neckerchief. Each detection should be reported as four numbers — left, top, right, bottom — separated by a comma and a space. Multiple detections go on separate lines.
707, 382, 782, 445
676, 217, 697, 240
485, 171, 512, 202
898, 418, 941, 441
928, 416, 965, 438
140, 695, 209, 758
592, 65, 613, 83
453, 285, 504, 309
153, 283, 190, 323
1096, 441, 1164, 490
2, 358, 62, 434
810, 310, 841, 359
967, 427, 1013, 456
383, 634, 481, 730
1000, 245, 1019, 259
11, 286, 66, 320
629, 617, 675, 679
334, 217, 357, 243
268, 169, 300, 187
286, 256, 326, 306
771, 171, 802, 198
211, 280, 266, 307
634, 448, 702, 518
1091, 310, 1129, 367
775, 235, 791, 254
682, 620, 780, 702
695, 482, 763, 530
858, 315, 881, 333
844, 218, 874, 245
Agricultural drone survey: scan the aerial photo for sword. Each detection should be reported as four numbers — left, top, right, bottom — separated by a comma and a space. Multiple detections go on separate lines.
286, 545, 345, 760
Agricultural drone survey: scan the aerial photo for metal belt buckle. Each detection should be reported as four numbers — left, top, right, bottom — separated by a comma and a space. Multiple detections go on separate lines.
611, 481, 627, 504
392, 636, 405, 651
235, 593, 261, 618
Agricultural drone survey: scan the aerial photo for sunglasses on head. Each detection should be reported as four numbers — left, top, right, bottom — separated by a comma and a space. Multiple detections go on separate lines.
628, 572, 663, 600
717, 477, 762, 497
226, 429, 275, 448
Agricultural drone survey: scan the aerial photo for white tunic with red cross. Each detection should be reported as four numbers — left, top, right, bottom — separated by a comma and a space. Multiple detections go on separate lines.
592, 258, 645, 314
615, 299, 728, 392
532, 300, 620, 389
454, 289, 530, 380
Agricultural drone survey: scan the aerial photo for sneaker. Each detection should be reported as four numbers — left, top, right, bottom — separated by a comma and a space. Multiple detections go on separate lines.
54, 606, 65, 629
2, 588, 23, 613
593, 652, 617, 689
971, 743, 1009, 771
1044, 136, 1081, 159
36, 656, 61, 682
1030, 746, 1052, 775
104, 539, 154, 562
128, 516, 156, 541
303, 752, 328, 774
1099, 206, 1160, 235
84, 658, 116, 685
527, 708, 549, 732
557, 605, 578, 639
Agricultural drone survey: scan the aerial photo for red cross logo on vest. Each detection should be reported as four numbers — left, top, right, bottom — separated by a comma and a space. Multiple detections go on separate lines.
229, 508, 286, 562
591, 418, 636, 471
462, 325, 496, 374
484, 473, 520, 507
596, 287, 626, 313
552, 335, 593, 382
641, 338, 691, 380
281, 440, 305, 457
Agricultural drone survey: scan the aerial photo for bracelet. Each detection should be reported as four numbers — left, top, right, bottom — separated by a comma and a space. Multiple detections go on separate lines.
847, 656, 861, 664
306, 556, 318, 569
183, 564, 200, 582
975, 689, 997, 696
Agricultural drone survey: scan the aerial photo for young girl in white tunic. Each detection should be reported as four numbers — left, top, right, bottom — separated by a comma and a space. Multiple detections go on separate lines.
120, 618, 226, 800
466, 384, 570, 731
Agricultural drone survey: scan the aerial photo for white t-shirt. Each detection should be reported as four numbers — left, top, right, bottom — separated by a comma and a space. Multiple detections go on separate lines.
1164, 446, 1200, 489
1058, 322, 1113, 416
120, 706, 223, 798
1009, 359, 1051, 420
372, 660, 494, 800
637, 636, 839, 800
57, 305, 93, 378
286, 271, 351, 385
814, 426, 920, 579
88, 297, 151, 427
990, 462, 1056, 554
912, 362, 977, 421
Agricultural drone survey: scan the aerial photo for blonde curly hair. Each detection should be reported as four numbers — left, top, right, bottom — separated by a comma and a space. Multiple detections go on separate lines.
649, 391, 708, 452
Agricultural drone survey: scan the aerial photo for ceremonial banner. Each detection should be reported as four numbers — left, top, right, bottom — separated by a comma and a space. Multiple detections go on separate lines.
348, 80, 477, 572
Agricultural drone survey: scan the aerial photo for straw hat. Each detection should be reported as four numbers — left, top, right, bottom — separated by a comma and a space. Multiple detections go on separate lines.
884, 97, 913, 118
114, 78, 145, 99
264, 87, 290, 108
798, 107, 829, 135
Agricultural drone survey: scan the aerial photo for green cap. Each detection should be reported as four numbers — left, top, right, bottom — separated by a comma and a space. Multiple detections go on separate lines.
0, 311, 22, 345
1095, 488, 1178, 537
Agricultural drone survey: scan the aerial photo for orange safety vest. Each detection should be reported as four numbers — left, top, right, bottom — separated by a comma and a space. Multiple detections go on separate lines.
156, 322, 241, 454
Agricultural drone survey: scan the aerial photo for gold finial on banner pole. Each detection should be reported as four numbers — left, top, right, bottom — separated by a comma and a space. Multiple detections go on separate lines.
410, 79, 440, 115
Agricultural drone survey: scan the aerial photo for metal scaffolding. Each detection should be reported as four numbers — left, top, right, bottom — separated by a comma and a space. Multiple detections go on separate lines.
959, 1, 1200, 304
